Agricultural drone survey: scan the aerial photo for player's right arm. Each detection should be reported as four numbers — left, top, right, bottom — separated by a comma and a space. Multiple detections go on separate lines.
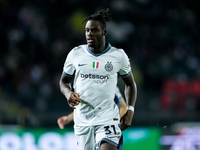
59, 73, 81, 109
57, 112, 74, 129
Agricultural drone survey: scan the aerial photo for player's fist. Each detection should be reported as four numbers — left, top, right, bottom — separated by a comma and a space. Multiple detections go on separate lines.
57, 116, 69, 129
67, 92, 82, 109
120, 110, 134, 131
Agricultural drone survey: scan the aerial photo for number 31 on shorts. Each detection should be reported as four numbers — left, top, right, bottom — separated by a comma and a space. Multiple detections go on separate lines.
104, 125, 117, 135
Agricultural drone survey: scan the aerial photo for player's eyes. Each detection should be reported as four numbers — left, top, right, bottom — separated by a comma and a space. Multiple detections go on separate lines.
85, 28, 98, 33
92, 29, 98, 32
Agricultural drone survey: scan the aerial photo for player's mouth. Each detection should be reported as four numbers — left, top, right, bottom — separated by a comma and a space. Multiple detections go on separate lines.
87, 39, 94, 43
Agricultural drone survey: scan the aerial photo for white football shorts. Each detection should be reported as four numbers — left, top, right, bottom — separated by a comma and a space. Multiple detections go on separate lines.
74, 124, 123, 150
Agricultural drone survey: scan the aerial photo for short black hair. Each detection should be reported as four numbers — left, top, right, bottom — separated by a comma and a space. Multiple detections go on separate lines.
81, 8, 112, 29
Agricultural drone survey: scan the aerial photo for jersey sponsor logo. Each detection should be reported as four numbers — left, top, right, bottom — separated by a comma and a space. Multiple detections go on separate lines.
93, 62, 99, 69
78, 64, 87, 66
105, 61, 113, 72
93, 80, 108, 84
81, 73, 109, 79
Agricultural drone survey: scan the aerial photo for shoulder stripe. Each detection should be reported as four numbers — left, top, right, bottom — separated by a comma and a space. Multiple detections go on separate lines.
63, 71, 74, 77
119, 71, 131, 78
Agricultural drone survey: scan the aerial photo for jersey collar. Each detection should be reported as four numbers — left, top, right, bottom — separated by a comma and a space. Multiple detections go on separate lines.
86, 43, 111, 57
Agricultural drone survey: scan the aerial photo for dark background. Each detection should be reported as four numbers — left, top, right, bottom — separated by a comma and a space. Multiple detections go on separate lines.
0, 0, 200, 128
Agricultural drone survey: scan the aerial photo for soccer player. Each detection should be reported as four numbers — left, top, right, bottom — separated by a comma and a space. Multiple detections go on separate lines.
59, 8, 137, 150
57, 86, 127, 129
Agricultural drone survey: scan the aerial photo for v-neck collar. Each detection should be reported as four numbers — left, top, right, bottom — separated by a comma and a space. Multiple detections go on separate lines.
86, 43, 111, 57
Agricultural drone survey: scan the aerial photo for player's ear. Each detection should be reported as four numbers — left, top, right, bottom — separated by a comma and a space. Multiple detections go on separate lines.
103, 29, 108, 35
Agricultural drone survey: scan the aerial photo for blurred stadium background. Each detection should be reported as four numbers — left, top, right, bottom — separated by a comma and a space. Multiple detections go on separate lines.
0, 0, 200, 149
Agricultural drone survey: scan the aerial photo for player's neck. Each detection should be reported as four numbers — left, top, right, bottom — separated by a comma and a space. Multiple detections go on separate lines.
89, 43, 107, 55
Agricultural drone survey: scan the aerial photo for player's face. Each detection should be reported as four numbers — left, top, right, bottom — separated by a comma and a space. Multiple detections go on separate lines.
85, 20, 105, 48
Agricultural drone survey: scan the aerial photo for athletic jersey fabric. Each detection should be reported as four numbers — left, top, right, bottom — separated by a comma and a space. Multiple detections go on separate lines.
115, 86, 123, 100
63, 43, 131, 126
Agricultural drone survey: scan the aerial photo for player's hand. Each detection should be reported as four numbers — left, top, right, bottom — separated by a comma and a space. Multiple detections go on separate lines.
57, 116, 69, 129
120, 110, 134, 131
67, 92, 82, 109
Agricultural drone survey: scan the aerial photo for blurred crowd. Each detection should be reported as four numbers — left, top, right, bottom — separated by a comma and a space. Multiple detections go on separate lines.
0, 0, 200, 127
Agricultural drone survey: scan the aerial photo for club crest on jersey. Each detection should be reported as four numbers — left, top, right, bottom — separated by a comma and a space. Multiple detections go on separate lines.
93, 62, 99, 69
105, 61, 113, 72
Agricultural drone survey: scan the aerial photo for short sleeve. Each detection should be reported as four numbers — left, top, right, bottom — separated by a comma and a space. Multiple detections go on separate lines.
118, 50, 131, 77
63, 49, 75, 76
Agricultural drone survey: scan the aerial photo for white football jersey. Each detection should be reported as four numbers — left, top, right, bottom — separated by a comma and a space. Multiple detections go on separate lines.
115, 86, 123, 101
63, 43, 131, 126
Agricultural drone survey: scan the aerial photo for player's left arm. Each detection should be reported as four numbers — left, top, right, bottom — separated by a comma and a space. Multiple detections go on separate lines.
120, 72, 137, 131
